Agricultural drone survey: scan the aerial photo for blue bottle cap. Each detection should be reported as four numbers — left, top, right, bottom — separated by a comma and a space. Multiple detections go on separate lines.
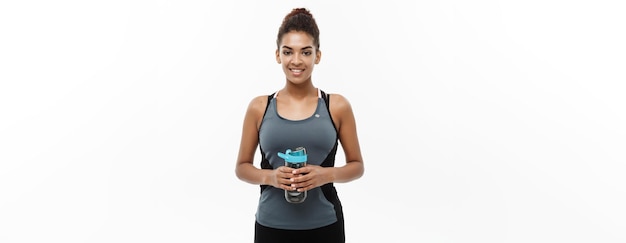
277, 149, 307, 163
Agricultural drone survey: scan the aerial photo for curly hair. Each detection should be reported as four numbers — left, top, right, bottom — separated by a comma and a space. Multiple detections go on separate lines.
276, 8, 320, 50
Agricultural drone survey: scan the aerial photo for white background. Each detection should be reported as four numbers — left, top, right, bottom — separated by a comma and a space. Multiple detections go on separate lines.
1, 0, 625, 242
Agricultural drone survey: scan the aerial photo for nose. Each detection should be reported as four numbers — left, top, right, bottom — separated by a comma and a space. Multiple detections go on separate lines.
291, 53, 303, 65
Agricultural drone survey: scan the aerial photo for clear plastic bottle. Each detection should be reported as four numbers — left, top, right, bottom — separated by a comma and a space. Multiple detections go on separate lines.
277, 147, 307, 203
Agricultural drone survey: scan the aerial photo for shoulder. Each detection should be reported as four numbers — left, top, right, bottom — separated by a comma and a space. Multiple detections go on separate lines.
244, 94, 273, 129
326, 92, 352, 113
246, 94, 271, 115
326, 92, 355, 127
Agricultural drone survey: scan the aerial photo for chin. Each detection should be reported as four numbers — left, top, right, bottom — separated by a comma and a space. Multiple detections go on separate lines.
287, 76, 311, 84
283, 74, 308, 83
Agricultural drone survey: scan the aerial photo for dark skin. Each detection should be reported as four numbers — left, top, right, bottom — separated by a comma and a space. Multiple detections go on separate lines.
235, 30, 364, 192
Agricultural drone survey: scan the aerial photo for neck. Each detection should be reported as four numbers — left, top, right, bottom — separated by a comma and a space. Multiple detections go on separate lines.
282, 81, 316, 99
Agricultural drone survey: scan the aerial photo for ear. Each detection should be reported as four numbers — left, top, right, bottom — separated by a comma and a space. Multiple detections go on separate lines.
275, 49, 281, 64
315, 50, 322, 64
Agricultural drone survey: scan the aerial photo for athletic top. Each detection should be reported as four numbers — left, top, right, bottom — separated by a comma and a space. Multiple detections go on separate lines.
256, 89, 343, 230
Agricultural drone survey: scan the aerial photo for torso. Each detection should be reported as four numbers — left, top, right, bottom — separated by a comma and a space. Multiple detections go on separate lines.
255, 89, 341, 230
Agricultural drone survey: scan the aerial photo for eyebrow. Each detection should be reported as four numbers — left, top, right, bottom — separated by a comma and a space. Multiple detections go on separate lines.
281, 45, 313, 50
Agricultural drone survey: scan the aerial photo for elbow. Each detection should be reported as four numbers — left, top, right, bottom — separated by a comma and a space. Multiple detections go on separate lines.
235, 163, 245, 181
356, 162, 365, 179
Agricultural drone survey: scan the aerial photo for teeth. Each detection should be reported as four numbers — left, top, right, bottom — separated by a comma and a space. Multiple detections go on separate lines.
290, 69, 303, 73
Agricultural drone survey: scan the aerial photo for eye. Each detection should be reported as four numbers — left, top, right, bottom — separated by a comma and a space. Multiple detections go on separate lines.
302, 51, 312, 56
282, 51, 292, 55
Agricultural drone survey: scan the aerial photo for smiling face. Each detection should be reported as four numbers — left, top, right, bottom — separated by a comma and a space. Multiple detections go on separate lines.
276, 31, 321, 85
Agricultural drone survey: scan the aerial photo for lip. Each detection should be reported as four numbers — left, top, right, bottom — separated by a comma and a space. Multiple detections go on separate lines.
289, 68, 304, 76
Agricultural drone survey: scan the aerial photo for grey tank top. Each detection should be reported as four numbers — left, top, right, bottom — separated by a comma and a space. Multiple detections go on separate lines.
257, 89, 339, 230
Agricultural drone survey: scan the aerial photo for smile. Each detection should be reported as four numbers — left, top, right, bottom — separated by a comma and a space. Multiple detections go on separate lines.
289, 68, 305, 76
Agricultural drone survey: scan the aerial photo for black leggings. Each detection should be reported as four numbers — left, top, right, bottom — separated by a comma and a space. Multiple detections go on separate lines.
254, 220, 345, 243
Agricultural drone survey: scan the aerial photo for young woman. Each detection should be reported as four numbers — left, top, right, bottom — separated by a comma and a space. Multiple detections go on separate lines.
235, 8, 364, 243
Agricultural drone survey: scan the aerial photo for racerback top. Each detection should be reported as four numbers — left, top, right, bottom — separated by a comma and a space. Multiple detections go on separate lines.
256, 89, 343, 230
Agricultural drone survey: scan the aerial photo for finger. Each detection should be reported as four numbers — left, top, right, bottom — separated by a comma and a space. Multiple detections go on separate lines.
290, 171, 311, 182
280, 180, 295, 190
278, 167, 296, 178
289, 176, 302, 183
291, 166, 311, 175
282, 184, 295, 191
280, 166, 293, 173
297, 183, 315, 192
282, 172, 296, 180
292, 180, 313, 190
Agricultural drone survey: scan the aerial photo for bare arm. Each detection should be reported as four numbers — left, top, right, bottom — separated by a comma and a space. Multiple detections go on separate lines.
235, 95, 269, 185
327, 93, 365, 183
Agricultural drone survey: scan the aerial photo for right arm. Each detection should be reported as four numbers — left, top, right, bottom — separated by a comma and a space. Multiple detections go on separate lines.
235, 96, 296, 191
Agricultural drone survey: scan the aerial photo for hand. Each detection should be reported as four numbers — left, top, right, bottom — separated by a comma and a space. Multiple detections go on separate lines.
270, 166, 298, 191
289, 165, 332, 192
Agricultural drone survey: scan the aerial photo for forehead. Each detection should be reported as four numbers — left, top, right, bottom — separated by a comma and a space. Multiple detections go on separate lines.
280, 31, 315, 48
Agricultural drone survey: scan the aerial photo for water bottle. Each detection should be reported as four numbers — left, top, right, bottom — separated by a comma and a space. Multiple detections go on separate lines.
277, 147, 307, 203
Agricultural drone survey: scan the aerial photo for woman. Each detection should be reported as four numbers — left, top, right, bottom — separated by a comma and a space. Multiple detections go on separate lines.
235, 8, 364, 243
